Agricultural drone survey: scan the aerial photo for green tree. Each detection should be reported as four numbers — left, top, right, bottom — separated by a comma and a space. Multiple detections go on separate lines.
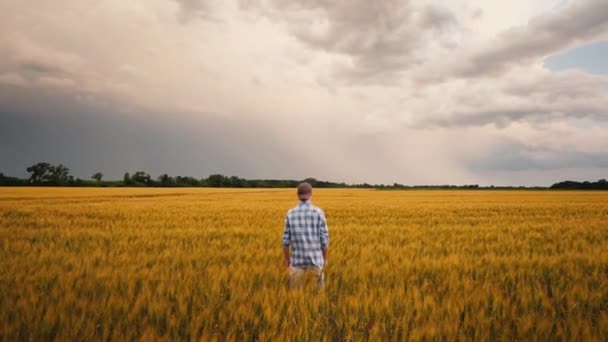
26, 162, 52, 184
207, 174, 228, 187
132, 171, 151, 184
92, 172, 103, 182
158, 173, 175, 186
26, 162, 71, 185
123, 172, 133, 185
303, 177, 318, 186
47, 164, 71, 185
175, 176, 199, 186
228, 176, 246, 187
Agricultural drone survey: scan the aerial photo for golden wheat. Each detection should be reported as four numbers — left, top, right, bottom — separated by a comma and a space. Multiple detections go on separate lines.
1, 187, 607, 340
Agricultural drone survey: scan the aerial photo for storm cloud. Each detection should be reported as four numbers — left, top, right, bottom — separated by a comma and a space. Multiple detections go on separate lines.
417, 0, 608, 82
239, 0, 462, 84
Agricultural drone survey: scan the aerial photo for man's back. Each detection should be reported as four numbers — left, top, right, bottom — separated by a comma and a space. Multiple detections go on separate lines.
282, 201, 329, 268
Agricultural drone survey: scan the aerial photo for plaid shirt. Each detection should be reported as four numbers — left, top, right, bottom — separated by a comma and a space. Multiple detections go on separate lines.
282, 200, 329, 268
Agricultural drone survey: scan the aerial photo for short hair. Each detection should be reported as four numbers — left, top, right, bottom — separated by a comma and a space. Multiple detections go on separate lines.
297, 182, 312, 199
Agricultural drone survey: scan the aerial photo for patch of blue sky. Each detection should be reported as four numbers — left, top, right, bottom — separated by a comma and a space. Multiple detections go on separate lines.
544, 41, 608, 74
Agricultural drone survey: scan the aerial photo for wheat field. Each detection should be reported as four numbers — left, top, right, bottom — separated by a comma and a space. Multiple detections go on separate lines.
1, 187, 607, 340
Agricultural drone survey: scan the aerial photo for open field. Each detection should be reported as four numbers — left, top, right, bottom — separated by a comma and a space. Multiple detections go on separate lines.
1, 188, 608, 340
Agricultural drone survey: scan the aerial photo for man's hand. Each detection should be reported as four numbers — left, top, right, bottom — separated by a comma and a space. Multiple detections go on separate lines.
283, 247, 290, 268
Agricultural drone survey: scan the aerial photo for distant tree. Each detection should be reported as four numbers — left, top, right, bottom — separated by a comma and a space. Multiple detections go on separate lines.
303, 177, 318, 186
123, 172, 133, 185
92, 172, 103, 182
47, 164, 71, 185
26, 162, 52, 184
207, 174, 228, 187
158, 173, 175, 186
228, 176, 246, 187
26, 162, 71, 185
551, 179, 608, 190
0, 172, 27, 186
175, 176, 199, 186
131, 171, 151, 184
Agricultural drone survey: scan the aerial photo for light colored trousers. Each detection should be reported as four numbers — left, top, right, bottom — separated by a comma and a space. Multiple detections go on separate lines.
289, 266, 325, 288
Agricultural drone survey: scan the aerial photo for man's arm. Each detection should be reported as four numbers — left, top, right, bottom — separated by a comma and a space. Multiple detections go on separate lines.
282, 215, 291, 267
283, 247, 291, 268
319, 212, 329, 265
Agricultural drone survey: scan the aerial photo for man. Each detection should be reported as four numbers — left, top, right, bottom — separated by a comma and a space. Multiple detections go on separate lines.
282, 182, 329, 288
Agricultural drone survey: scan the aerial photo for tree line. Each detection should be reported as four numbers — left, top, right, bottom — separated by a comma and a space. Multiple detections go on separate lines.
549, 179, 608, 190
0, 162, 352, 188
1, 162, 606, 189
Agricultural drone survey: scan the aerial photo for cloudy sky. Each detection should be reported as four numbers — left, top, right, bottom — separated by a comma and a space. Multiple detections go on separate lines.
1, 0, 607, 186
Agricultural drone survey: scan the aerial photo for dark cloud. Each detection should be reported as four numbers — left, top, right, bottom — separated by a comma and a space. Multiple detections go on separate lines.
503, 70, 608, 100
427, 0, 608, 81
420, 105, 607, 129
425, 108, 542, 128
468, 141, 608, 172
426, 105, 608, 128
241, 0, 458, 84
413, 68, 608, 128
419, 5, 457, 31
173, 0, 216, 22
19, 62, 66, 77
0, 86, 317, 181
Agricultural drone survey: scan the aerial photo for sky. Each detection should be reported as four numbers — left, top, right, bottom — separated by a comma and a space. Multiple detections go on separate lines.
1, 0, 607, 186
546, 41, 608, 74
